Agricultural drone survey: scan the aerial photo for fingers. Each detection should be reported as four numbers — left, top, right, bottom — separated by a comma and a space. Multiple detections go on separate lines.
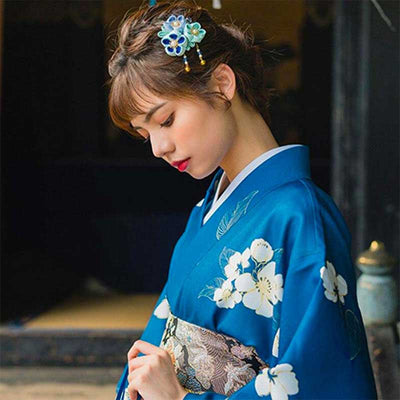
127, 366, 148, 398
127, 340, 164, 361
125, 386, 138, 400
128, 354, 151, 374
127, 340, 169, 372
127, 342, 141, 362
126, 344, 182, 400
127, 340, 170, 374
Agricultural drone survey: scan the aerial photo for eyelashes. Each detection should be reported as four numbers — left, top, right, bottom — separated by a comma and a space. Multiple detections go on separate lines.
160, 112, 174, 128
142, 112, 175, 144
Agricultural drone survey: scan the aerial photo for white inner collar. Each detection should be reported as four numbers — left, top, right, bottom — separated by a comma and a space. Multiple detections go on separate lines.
202, 144, 303, 225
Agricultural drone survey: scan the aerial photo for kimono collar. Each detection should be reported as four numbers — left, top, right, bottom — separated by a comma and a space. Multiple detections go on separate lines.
202, 144, 311, 218
204, 145, 303, 223
245, 143, 312, 192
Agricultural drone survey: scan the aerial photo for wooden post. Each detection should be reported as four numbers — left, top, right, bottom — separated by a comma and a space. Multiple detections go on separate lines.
334, 2, 400, 395
332, 0, 399, 264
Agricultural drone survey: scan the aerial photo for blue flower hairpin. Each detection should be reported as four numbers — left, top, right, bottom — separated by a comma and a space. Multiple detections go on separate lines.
157, 14, 207, 72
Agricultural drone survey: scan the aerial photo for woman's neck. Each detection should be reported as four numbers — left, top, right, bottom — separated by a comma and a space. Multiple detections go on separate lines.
220, 98, 279, 183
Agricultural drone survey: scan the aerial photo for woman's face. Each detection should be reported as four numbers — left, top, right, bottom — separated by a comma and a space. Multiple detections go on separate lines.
129, 89, 236, 179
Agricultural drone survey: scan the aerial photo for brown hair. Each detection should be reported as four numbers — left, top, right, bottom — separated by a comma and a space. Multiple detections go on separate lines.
107, 0, 277, 139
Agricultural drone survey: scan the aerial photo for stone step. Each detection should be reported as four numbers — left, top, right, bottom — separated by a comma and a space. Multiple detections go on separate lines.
0, 366, 121, 400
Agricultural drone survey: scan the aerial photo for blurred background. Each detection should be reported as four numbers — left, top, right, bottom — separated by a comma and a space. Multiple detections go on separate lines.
0, 0, 398, 398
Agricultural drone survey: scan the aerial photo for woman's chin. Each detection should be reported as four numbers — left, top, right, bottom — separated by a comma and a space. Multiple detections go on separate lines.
188, 166, 219, 180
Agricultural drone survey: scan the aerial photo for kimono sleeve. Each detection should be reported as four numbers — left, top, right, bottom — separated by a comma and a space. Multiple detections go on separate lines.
115, 282, 171, 398
184, 250, 377, 400
275, 251, 377, 399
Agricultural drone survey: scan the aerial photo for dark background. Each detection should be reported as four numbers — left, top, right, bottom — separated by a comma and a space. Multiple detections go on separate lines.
1, 0, 398, 323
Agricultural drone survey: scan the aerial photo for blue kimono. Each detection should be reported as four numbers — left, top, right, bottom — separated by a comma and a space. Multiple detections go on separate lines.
116, 145, 377, 400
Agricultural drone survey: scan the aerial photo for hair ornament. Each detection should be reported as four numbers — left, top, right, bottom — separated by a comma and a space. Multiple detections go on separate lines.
157, 14, 207, 72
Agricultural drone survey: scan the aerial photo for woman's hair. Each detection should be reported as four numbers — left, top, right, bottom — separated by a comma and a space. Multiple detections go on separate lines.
107, 0, 277, 138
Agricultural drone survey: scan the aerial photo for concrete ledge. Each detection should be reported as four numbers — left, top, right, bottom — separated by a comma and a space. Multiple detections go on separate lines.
0, 366, 122, 384
0, 328, 141, 367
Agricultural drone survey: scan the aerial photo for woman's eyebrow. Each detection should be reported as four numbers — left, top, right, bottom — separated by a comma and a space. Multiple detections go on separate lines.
131, 101, 168, 129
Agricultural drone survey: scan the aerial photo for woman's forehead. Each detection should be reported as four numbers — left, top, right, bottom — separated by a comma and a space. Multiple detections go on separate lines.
132, 87, 166, 111
129, 89, 174, 127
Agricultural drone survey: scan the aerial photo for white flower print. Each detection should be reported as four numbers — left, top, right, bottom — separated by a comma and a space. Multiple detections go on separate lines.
229, 251, 242, 267
199, 240, 284, 315
213, 278, 242, 309
224, 252, 242, 281
272, 328, 280, 358
274, 274, 284, 303
235, 261, 283, 318
196, 198, 204, 207
320, 260, 348, 304
154, 298, 170, 319
241, 247, 251, 269
250, 239, 274, 264
255, 363, 299, 400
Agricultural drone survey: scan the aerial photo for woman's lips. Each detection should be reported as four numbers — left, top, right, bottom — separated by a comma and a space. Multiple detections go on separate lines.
172, 158, 190, 172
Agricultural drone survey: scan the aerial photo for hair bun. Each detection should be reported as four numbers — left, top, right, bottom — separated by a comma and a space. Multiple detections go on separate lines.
107, 0, 277, 134
108, 50, 128, 78
221, 23, 254, 55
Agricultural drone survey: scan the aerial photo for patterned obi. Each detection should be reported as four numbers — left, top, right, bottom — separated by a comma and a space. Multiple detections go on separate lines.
159, 312, 269, 396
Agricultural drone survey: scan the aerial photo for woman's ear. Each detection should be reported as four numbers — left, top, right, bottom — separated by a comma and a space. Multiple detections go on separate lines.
209, 63, 236, 101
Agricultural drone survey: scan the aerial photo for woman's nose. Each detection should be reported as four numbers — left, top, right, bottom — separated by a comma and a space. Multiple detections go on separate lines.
150, 131, 175, 159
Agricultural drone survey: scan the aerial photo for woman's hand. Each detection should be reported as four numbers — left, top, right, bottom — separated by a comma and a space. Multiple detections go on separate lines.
126, 340, 188, 400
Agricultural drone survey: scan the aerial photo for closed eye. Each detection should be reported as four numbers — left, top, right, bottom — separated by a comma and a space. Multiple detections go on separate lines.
160, 112, 174, 128
136, 112, 174, 144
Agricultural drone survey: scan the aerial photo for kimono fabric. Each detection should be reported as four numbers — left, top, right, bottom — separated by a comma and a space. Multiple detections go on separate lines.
116, 145, 377, 400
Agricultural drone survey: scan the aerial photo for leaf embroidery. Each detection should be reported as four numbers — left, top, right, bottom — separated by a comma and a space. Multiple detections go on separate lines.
219, 247, 238, 273
199, 239, 284, 319
198, 277, 226, 301
320, 259, 360, 360
344, 309, 362, 360
216, 190, 259, 240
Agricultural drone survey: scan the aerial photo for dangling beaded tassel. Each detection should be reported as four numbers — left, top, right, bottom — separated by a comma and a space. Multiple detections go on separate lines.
196, 43, 206, 65
183, 54, 191, 72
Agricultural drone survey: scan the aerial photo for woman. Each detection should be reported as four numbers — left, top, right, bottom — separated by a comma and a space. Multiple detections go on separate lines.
107, 1, 377, 399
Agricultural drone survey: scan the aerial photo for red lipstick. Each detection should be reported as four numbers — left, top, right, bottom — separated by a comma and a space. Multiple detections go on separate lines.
172, 158, 190, 172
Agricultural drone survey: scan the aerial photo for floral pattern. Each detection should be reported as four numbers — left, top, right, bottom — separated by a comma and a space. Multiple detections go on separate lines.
154, 297, 170, 319
159, 312, 268, 396
250, 238, 274, 264
184, 22, 206, 48
344, 308, 362, 360
272, 328, 280, 358
161, 14, 187, 34
320, 260, 348, 304
255, 363, 299, 400
213, 279, 242, 309
199, 238, 284, 319
157, 14, 206, 57
320, 260, 361, 360
160, 32, 187, 56
235, 258, 283, 318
